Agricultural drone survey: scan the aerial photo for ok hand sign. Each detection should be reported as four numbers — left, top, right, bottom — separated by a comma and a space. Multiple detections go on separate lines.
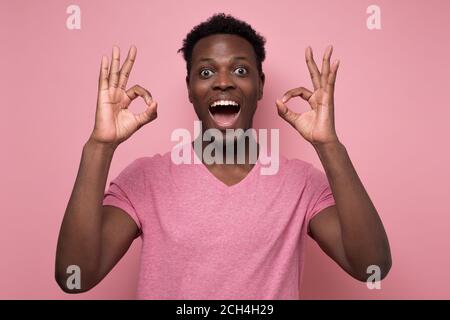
276, 45, 340, 147
90, 46, 158, 147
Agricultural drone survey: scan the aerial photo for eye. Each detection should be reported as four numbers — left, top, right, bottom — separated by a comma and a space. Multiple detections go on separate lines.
234, 67, 248, 76
200, 69, 214, 78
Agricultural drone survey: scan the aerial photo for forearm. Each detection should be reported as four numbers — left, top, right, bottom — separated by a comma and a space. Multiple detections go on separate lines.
314, 141, 391, 279
55, 138, 116, 291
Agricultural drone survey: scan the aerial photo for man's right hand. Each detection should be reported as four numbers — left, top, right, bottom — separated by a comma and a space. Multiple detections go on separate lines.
90, 45, 158, 147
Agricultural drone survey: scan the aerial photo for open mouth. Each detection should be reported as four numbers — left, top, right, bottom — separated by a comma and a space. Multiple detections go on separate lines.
208, 100, 241, 128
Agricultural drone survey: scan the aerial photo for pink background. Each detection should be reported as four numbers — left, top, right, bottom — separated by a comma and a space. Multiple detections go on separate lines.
1, 0, 449, 299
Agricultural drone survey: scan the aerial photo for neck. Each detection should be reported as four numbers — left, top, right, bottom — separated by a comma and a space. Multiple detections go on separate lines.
192, 129, 260, 168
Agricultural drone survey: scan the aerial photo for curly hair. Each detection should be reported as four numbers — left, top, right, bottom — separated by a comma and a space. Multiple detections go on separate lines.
178, 13, 266, 76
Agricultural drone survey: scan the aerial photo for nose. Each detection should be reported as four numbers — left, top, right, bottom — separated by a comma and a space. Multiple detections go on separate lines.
212, 70, 235, 91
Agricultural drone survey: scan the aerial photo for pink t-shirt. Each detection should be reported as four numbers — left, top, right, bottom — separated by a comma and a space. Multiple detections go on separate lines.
103, 144, 335, 299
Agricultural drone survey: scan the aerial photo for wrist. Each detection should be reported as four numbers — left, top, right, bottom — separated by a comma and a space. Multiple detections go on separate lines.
85, 137, 118, 155
313, 139, 345, 155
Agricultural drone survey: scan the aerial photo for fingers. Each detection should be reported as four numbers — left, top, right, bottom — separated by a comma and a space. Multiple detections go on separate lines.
276, 99, 299, 128
118, 46, 137, 90
126, 85, 153, 105
327, 59, 340, 98
320, 45, 333, 88
281, 87, 313, 104
109, 46, 120, 88
306, 45, 337, 92
136, 101, 158, 128
125, 84, 158, 127
98, 55, 109, 91
305, 47, 321, 90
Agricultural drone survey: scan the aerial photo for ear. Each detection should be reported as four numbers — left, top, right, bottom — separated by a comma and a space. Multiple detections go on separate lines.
257, 72, 265, 101
186, 75, 192, 103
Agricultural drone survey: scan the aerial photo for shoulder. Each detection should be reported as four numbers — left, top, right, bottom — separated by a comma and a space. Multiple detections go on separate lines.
281, 157, 329, 189
126, 151, 171, 170
282, 157, 314, 177
115, 151, 172, 181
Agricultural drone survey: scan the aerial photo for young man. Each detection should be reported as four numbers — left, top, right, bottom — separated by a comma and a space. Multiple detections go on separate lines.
55, 13, 391, 299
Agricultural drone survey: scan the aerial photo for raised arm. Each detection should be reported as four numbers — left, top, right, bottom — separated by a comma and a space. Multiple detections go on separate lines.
275, 45, 391, 281
55, 46, 158, 293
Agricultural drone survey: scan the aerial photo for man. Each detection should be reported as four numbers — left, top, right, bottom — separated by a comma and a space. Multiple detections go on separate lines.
55, 13, 391, 299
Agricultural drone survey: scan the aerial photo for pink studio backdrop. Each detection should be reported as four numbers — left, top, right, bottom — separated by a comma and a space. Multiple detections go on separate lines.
1, 0, 449, 299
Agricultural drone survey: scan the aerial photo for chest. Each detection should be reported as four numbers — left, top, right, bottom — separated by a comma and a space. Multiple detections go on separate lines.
206, 165, 252, 187
149, 184, 306, 255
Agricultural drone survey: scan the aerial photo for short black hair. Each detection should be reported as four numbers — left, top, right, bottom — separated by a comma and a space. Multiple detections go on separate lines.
178, 13, 266, 76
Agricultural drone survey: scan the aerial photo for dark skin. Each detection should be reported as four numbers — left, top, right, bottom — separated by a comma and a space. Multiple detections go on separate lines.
187, 35, 391, 281
275, 45, 392, 281
55, 35, 391, 293
55, 46, 155, 293
187, 34, 265, 186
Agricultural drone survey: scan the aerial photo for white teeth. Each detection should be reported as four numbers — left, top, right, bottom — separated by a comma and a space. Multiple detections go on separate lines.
210, 100, 239, 108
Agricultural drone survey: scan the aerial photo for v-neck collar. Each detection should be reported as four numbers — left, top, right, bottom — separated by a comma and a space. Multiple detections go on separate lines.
190, 143, 261, 193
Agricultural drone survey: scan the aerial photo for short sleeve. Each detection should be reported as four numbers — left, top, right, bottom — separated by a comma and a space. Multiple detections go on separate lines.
305, 164, 336, 235
103, 158, 146, 234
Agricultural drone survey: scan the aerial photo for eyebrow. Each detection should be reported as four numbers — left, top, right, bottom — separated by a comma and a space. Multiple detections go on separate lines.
197, 56, 250, 63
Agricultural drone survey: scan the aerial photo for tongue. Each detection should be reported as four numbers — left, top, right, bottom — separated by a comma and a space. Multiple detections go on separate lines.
212, 111, 237, 124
